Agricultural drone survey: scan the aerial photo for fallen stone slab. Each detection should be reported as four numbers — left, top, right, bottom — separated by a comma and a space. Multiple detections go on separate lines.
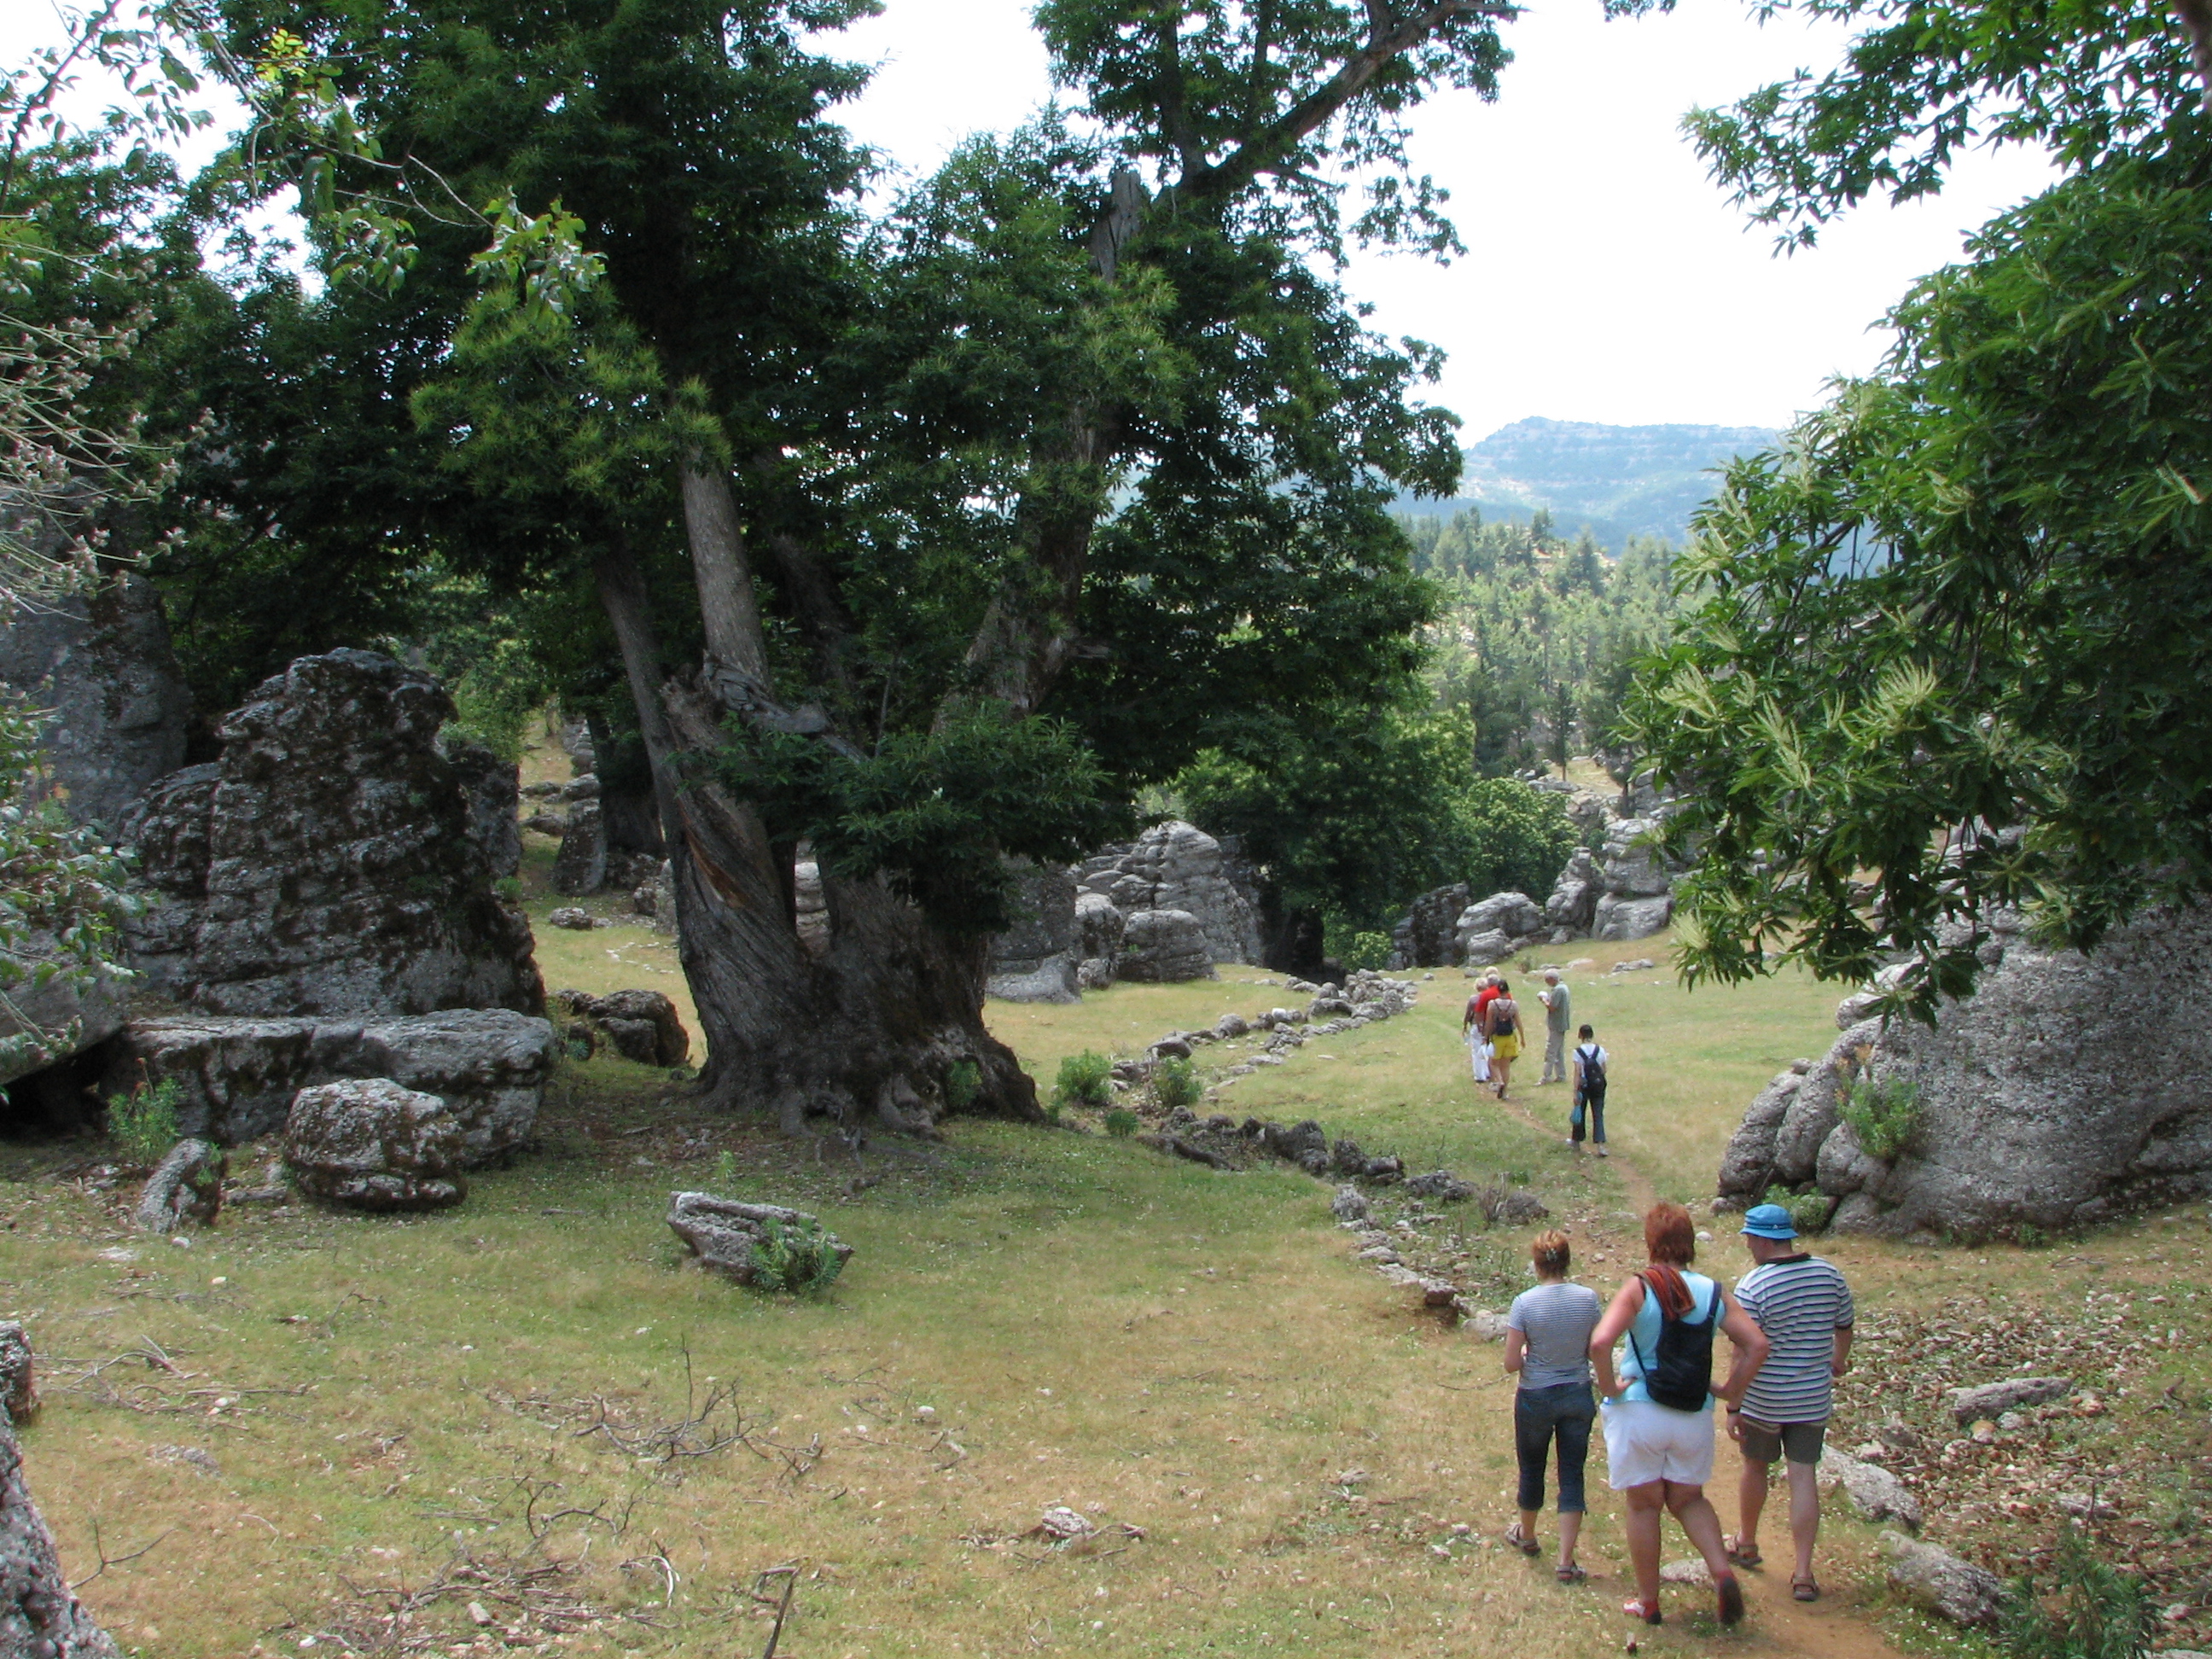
136, 1138, 226, 1234
1947, 1377, 2072, 1423
1882, 1532, 2005, 1627
1818, 1448, 1922, 1529
667, 1192, 853, 1287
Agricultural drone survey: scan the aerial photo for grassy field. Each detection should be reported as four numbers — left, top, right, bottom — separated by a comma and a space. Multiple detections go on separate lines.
10, 896, 2209, 1659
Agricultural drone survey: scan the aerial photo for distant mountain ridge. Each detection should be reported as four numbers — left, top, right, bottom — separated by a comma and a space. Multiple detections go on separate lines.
1401, 416, 1781, 548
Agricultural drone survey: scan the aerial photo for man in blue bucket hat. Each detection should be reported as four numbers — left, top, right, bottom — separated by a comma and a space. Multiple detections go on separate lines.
1722, 1202, 1855, 1603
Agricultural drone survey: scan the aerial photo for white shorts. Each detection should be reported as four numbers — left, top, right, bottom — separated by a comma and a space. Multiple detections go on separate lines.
1600, 1398, 1716, 1488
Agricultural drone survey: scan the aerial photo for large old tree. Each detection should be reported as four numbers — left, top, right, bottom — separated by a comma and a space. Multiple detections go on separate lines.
218, 0, 1512, 1128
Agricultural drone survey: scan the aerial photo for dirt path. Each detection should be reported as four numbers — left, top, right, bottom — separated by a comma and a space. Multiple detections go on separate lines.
1487, 1082, 1900, 1659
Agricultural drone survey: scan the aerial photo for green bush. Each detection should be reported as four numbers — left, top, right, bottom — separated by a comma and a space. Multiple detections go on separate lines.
945, 1059, 982, 1113
1341, 930, 1394, 972
1103, 1108, 1140, 1138
493, 876, 523, 903
106, 1076, 181, 1167
1762, 1184, 1833, 1237
1151, 1055, 1203, 1112
1841, 1074, 1923, 1161
711, 1149, 737, 1192
748, 1219, 847, 1296
1052, 1051, 1113, 1110
2000, 1526, 2154, 1659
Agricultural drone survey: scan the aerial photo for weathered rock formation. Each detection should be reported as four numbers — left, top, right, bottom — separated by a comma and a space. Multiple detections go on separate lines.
135, 1138, 226, 1233
667, 1192, 853, 1285
0, 572, 189, 831
1717, 903, 2212, 1236
550, 799, 606, 895
122, 649, 543, 1017
102, 1009, 553, 1162
986, 862, 1080, 1003
444, 737, 522, 882
1076, 822, 1261, 966
1390, 882, 1470, 969
0, 1325, 122, 1658
285, 1077, 468, 1210
553, 988, 690, 1067
1115, 909, 1216, 983
1454, 891, 1545, 965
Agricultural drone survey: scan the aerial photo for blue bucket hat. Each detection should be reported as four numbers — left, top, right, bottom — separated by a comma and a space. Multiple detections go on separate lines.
1740, 1202, 1799, 1241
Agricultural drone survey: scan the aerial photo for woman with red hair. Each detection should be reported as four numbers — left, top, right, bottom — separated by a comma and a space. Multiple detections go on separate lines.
1589, 1202, 1772, 1627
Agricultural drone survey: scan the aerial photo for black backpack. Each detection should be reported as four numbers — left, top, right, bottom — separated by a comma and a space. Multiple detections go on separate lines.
1578, 1046, 1607, 1097
1627, 1273, 1719, 1412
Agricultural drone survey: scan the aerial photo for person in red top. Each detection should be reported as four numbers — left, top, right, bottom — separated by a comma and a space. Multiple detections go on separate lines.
1462, 972, 1501, 1093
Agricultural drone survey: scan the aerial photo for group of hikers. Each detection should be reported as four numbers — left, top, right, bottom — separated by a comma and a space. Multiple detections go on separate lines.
1462, 969, 1607, 1152
1499, 1199, 1856, 1626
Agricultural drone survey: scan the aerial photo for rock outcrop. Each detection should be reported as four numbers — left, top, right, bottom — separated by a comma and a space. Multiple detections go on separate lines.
986, 861, 1080, 1003
445, 738, 522, 882
1391, 882, 1470, 969
285, 1077, 469, 1210
550, 800, 606, 895
1076, 822, 1261, 966
1115, 909, 1216, 983
0, 1326, 121, 1658
1717, 902, 2212, 1236
121, 649, 542, 1017
102, 1008, 553, 1161
553, 988, 690, 1067
0, 573, 189, 831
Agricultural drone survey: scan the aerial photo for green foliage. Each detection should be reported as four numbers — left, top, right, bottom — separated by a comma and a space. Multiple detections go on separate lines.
2000, 1526, 2155, 1659
945, 1060, 982, 1115
1052, 1051, 1114, 1111
746, 1218, 846, 1297
1341, 931, 1394, 972
1150, 1056, 1202, 1113
1103, 1108, 1139, 1138
711, 1149, 736, 1192
1840, 1074, 1923, 1162
106, 1076, 181, 1167
1761, 1185, 1833, 1237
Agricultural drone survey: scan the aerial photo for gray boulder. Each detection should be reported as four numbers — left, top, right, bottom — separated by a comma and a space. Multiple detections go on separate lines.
792, 858, 829, 955
667, 1192, 853, 1285
0, 932, 126, 1092
987, 861, 1079, 979
550, 800, 608, 896
1074, 891, 1126, 963
444, 738, 522, 882
649, 860, 678, 936
1454, 892, 1544, 962
1076, 957, 1115, 991
1716, 1073, 1801, 1198
1077, 822, 1260, 963
1881, 1532, 2005, 1627
120, 649, 544, 1017
1392, 882, 1471, 969
0, 1370, 122, 1657
102, 1008, 554, 1161
0, 570, 189, 832
0, 1324, 33, 1423
1330, 1184, 1371, 1223
1593, 892, 1673, 941
1947, 1377, 2072, 1423
1458, 928, 1518, 967
1819, 1449, 1922, 1529
135, 1138, 226, 1234
1544, 849, 1601, 934
553, 988, 691, 1067
986, 956, 1080, 1004
1598, 818, 1675, 898
1404, 1171, 1477, 1202
1116, 909, 1216, 983
285, 1077, 468, 1211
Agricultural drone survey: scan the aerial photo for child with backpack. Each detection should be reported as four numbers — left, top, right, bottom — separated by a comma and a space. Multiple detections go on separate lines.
1570, 1024, 1608, 1156
1587, 1202, 1773, 1630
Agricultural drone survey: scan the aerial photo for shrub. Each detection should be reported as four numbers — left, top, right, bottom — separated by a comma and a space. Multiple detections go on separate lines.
1341, 930, 1393, 972
493, 876, 523, 903
1103, 1108, 1139, 1138
711, 1149, 736, 1192
1762, 1183, 1833, 1236
1052, 1051, 1113, 1110
1840, 1074, 1922, 1161
1151, 1055, 1202, 1112
945, 1059, 982, 1113
2000, 1525, 2154, 1659
106, 1076, 181, 1167
747, 1219, 847, 1296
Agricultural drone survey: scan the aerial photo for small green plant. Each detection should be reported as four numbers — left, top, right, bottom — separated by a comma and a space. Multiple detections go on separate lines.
1053, 1050, 1113, 1110
1103, 1108, 1139, 1138
493, 875, 523, 903
1342, 930, 1393, 972
1999, 1524, 2154, 1659
1151, 1055, 1202, 1112
747, 1219, 847, 1296
2018, 1223, 2049, 1249
1840, 1073, 1923, 1161
945, 1059, 981, 1113
106, 1075, 181, 1167
1762, 1184, 1834, 1236
711, 1149, 736, 1192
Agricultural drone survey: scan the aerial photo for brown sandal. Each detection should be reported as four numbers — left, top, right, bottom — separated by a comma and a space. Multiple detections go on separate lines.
1793, 1576, 1820, 1603
1504, 1522, 1540, 1556
1724, 1534, 1764, 1569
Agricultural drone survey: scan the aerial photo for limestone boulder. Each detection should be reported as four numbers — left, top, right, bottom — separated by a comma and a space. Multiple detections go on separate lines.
120, 649, 543, 1017
1074, 891, 1126, 963
102, 1008, 554, 1162
1598, 818, 1674, 898
1544, 849, 1601, 934
553, 988, 690, 1068
1455, 893, 1544, 957
1116, 910, 1215, 983
1881, 1533, 2005, 1627
285, 1077, 468, 1211
0, 1369, 123, 1656
550, 800, 607, 895
0, 933, 126, 1091
986, 956, 1080, 1004
136, 1138, 226, 1233
444, 738, 522, 882
1076, 822, 1259, 963
1716, 1073, 1800, 1199
1593, 892, 1673, 941
1391, 882, 1470, 969
1818, 1449, 1922, 1529
0, 571, 189, 832
987, 860, 1078, 979
0, 1323, 34, 1423
667, 1192, 853, 1285
1458, 928, 1517, 967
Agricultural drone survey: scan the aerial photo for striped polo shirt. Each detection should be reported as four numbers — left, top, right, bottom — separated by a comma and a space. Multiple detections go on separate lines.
1734, 1255, 1855, 1424
1507, 1280, 1604, 1390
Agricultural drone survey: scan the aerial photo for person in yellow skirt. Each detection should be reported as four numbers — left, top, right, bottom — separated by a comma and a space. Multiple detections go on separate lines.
1483, 976, 1524, 1099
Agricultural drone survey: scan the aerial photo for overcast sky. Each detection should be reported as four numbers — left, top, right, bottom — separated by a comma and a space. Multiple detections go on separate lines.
2, 0, 2054, 440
